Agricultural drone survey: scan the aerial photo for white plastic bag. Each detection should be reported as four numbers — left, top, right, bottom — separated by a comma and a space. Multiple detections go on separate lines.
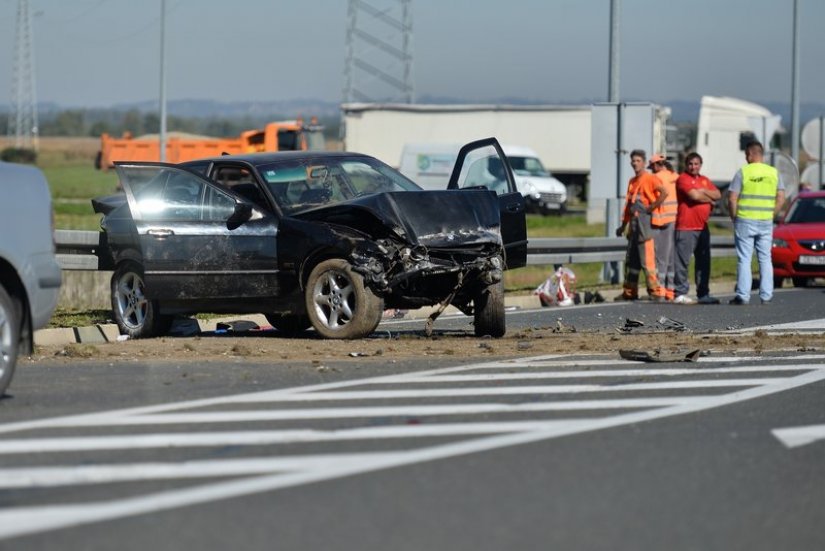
535, 266, 576, 307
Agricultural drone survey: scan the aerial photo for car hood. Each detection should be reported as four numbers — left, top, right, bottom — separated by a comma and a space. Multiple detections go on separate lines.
293, 190, 502, 248
774, 222, 825, 241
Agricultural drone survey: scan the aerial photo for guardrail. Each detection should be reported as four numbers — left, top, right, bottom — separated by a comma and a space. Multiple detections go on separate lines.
54, 230, 737, 271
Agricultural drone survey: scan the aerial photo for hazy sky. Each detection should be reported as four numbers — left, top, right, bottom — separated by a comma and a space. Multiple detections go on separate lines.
1, 0, 823, 108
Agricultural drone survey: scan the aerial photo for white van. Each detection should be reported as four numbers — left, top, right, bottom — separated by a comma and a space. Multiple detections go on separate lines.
399, 143, 567, 214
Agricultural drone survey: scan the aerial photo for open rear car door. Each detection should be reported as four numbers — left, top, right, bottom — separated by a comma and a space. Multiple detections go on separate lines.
447, 138, 527, 269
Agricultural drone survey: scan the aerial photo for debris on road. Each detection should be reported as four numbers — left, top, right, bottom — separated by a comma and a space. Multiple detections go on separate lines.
619, 348, 702, 362
657, 316, 687, 332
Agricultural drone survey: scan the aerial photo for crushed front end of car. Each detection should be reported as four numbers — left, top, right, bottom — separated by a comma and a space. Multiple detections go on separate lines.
288, 189, 507, 325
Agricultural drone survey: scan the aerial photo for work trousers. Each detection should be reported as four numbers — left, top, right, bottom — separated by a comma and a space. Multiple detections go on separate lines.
622, 232, 663, 299
734, 218, 774, 302
652, 223, 675, 299
674, 227, 711, 298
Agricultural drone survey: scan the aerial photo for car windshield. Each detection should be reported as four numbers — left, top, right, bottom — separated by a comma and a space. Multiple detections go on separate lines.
785, 196, 825, 224
508, 156, 549, 177
256, 155, 421, 215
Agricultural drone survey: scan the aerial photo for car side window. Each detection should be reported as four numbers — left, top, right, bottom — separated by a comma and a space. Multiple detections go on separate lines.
212, 165, 268, 209
156, 172, 204, 221
184, 162, 210, 176
458, 155, 508, 196
204, 186, 236, 221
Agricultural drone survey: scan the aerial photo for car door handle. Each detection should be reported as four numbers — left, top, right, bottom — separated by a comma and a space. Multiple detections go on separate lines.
146, 229, 174, 238
505, 203, 522, 213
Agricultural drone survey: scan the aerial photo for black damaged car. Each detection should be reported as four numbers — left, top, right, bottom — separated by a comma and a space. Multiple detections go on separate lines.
92, 138, 527, 339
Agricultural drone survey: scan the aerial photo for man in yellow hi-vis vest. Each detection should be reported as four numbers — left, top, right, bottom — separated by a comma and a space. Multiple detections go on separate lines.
727, 141, 785, 304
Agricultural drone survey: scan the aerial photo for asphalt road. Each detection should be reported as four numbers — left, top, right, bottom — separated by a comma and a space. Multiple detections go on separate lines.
1, 288, 825, 550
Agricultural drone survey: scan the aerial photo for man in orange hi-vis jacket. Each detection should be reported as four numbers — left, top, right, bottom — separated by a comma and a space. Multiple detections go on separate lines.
649, 153, 679, 300
615, 150, 668, 301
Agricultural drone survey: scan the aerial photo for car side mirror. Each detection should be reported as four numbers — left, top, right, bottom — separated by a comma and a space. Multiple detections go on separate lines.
226, 201, 253, 230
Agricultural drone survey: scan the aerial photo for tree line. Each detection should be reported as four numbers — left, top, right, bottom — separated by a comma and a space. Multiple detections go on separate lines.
1, 109, 340, 139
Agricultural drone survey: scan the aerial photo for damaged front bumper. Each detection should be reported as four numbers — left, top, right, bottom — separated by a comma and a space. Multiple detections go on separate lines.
350, 238, 503, 300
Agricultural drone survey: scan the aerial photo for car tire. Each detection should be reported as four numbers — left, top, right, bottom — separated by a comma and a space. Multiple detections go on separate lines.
111, 261, 173, 339
773, 277, 785, 289
265, 313, 312, 336
792, 277, 810, 288
0, 284, 20, 396
305, 259, 383, 339
474, 280, 506, 338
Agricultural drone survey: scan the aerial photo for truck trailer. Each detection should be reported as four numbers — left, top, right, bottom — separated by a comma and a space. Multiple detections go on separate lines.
96, 118, 325, 170
341, 103, 592, 195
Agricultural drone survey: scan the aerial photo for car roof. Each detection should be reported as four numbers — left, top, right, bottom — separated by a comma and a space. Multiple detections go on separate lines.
183, 151, 372, 166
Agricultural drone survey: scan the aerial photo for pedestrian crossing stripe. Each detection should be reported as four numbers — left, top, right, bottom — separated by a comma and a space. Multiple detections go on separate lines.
1, 353, 824, 540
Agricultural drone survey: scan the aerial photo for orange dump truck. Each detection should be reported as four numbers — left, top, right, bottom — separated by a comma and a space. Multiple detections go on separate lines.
96, 118, 325, 169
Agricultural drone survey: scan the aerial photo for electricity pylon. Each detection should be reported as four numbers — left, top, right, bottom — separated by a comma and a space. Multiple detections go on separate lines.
343, 0, 414, 105
8, 0, 39, 150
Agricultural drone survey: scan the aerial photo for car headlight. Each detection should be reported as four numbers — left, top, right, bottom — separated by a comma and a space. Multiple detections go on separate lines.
772, 238, 789, 248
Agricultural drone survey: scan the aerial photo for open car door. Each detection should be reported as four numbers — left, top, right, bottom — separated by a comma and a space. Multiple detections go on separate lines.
447, 137, 527, 269
114, 162, 278, 300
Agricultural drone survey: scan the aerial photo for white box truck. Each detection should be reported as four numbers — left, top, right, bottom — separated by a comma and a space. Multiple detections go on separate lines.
342, 103, 591, 197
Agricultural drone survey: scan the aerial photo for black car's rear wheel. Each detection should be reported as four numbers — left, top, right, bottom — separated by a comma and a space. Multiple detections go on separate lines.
305, 259, 383, 339
111, 261, 173, 338
474, 280, 506, 337
264, 313, 312, 336
0, 284, 20, 396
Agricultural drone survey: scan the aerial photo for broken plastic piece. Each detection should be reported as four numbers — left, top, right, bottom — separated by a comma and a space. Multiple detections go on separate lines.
657, 316, 686, 331
619, 349, 701, 362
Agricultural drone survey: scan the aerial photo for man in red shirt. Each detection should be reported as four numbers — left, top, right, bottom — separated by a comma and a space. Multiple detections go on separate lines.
615, 149, 667, 300
672, 152, 721, 304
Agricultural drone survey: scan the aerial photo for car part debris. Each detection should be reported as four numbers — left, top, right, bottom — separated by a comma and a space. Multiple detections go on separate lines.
619, 349, 702, 362
553, 320, 577, 333
424, 272, 464, 337
657, 316, 686, 332
618, 318, 645, 332
215, 320, 260, 332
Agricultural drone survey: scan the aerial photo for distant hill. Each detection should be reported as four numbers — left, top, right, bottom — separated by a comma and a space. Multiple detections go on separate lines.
6, 96, 825, 126
105, 98, 343, 120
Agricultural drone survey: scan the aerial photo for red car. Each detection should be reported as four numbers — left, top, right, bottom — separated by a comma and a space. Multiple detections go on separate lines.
772, 190, 825, 287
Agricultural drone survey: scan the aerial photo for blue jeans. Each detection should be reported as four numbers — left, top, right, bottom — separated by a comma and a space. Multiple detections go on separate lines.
734, 218, 774, 302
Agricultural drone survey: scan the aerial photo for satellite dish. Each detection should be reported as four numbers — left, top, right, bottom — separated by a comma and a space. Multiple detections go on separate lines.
801, 164, 824, 190
801, 118, 824, 159
765, 150, 799, 194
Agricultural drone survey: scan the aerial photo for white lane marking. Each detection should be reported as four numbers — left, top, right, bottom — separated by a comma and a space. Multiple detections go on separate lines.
771, 423, 825, 448
743, 318, 825, 332
394, 365, 815, 382
1, 355, 820, 436
1, 366, 824, 540
43, 397, 706, 427
0, 354, 566, 436
0, 453, 398, 488
0, 421, 580, 454
462, 354, 825, 370
210, 379, 788, 402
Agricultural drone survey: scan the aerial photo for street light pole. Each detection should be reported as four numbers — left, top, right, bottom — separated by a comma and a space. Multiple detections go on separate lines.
608, 0, 620, 103
790, 0, 800, 164
159, 0, 167, 162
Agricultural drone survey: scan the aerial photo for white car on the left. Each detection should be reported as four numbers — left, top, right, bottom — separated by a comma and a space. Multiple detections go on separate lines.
0, 161, 61, 396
